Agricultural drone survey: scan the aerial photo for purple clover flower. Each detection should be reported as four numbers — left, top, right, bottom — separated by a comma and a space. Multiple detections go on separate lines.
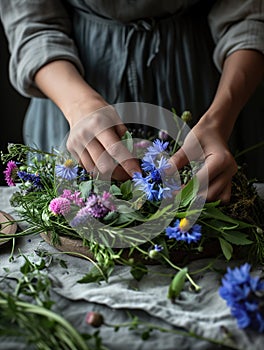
219, 263, 264, 332
49, 197, 71, 215
158, 129, 169, 140
85, 191, 116, 218
61, 189, 85, 207
3, 160, 18, 186
165, 218, 202, 244
70, 205, 92, 227
70, 191, 116, 227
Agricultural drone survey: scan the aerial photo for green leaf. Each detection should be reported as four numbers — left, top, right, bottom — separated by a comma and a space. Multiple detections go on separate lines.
79, 180, 93, 197
219, 238, 233, 260
122, 131, 134, 153
77, 266, 106, 284
120, 180, 132, 199
167, 267, 188, 302
20, 259, 33, 274
147, 204, 173, 221
110, 184, 123, 196
130, 263, 148, 281
102, 210, 119, 223
59, 259, 68, 269
176, 176, 199, 208
203, 207, 254, 229
222, 232, 253, 245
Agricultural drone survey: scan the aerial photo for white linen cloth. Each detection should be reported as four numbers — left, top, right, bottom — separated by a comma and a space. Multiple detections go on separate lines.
0, 186, 264, 350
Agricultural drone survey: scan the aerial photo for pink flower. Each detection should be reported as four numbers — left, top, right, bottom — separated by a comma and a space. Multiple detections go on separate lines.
49, 197, 71, 215
134, 140, 151, 149
61, 189, 85, 207
3, 160, 18, 186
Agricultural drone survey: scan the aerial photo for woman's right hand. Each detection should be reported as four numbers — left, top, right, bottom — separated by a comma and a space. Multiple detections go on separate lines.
34, 60, 140, 180
66, 103, 141, 181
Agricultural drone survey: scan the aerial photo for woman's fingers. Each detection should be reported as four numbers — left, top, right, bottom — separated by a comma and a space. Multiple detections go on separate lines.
195, 151, 237, 203
66, 107, 141, 179
167, 127, 238, 203
96, 128, 140, 177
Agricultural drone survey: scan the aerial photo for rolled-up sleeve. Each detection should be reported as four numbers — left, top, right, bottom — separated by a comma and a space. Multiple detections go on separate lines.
0, 0, 84, 97
208, 0, 264, 71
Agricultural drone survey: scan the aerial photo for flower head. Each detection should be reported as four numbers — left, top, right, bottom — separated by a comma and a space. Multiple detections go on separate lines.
55, 159, 79, 180
49, 197, 71, 215
3, 160, 18, 186
86, 312, 104, 328
132, 172, 159, 201
17, 171, 43, 189
69, 205, 92, 227
85, 191, 116, 218
219, 263, 264, 332
165, 218, 202, 244
61, 189, 85, 207
70, 191, 116, 227
158, 129, 169, 140
146, 139, 169, 158
133, 140, 179, 201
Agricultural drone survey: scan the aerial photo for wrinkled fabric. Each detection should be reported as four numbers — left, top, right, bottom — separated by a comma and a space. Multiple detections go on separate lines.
1, 185, 264, 350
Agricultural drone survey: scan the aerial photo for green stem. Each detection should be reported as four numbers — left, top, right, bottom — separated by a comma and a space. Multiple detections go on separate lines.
104, 320, 237, 349
161, 254, 201, 292
235, 140, 264, 159
0, 299, 89, 350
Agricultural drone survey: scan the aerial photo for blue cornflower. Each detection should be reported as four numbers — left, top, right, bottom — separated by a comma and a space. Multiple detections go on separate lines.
132, 172, 159, 201
17, 171, 43, 189
165, 218, 202, 244
219, 263, 264, 332
146, 139, 169, 158
55, 159, 79, 180
133, 139, 180, 201
141, 155, 156, 172
154, 244, 164, 252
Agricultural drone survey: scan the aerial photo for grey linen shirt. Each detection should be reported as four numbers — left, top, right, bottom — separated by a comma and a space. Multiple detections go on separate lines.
0, 0, 263, 98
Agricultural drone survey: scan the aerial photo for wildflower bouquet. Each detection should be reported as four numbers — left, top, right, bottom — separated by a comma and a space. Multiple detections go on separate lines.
1, 130, 263, 266
1, 106, 264, 336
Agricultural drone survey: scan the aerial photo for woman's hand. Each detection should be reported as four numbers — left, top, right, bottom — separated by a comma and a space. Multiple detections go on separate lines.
66, 104, 141, 181
34, 60, 141, 180
169, 49, 264, 203
168, 117, 238, 203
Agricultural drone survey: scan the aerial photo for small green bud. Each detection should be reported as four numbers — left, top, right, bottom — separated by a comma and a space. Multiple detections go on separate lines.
197, 246, 204, 253
181, 111, 192, 123
148, 249, 159, 259
256, 227, 263, 234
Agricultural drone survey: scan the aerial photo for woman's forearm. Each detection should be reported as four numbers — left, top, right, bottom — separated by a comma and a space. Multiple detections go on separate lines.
34, 60, 108, 127
34, 59, 141, 179
201, 49, 264, 140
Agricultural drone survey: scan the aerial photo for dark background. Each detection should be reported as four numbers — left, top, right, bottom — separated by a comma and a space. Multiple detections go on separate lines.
0, 21, 29, 185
